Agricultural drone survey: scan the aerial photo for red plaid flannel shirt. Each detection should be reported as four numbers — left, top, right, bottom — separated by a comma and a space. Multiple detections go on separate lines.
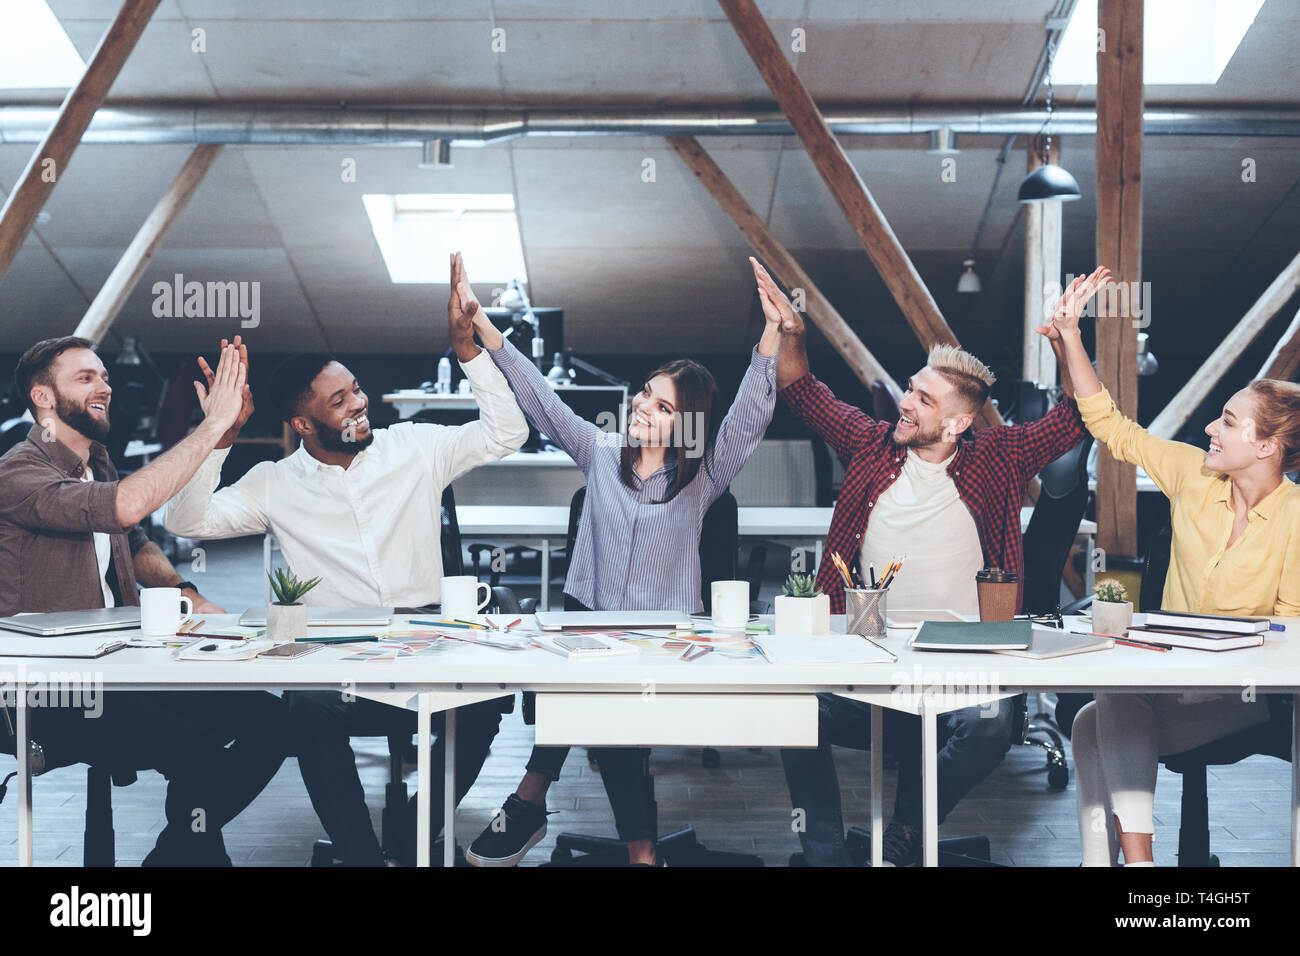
780, 372, 1086, 613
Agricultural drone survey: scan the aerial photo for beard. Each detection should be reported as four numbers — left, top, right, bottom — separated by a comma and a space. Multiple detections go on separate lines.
312, 416, 374, 453
54, 389, 110, 442
893, 420, 946, 448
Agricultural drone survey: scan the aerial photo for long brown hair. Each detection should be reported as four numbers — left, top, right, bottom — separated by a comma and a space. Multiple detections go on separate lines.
620, 359, 721, 502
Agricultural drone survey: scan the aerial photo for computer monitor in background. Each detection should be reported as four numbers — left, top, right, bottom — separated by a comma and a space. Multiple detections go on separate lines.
524, 385, 628, 452
481, 306, 563, 364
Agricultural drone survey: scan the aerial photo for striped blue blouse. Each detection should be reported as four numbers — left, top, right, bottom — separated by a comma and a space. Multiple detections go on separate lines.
488, 339, 776, 613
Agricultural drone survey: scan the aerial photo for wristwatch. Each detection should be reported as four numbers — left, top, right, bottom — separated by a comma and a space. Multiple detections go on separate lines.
175, 580, 199, 594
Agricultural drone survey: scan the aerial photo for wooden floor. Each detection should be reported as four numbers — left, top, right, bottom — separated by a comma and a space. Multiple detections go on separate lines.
1, 537, 1292, 866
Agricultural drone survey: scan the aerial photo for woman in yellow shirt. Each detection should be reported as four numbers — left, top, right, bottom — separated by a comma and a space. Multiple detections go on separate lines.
1040, 267, 1300, 866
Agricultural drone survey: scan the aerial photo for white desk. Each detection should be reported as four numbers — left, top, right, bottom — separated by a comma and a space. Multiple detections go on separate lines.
6, 614, 1297, 869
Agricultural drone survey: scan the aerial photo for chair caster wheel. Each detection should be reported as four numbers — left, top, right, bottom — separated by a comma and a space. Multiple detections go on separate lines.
550, 847, 573, 862
1047, 764, 1069, 790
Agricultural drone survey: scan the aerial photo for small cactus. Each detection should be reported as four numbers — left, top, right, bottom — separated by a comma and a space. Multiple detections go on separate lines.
1095, 578, 1128, 604
782, 573, 822, 598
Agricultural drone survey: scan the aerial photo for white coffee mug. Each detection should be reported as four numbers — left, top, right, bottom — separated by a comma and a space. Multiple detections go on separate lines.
441, 576, 491, 618
140, 587, 193, 636
710, 580, 750, 630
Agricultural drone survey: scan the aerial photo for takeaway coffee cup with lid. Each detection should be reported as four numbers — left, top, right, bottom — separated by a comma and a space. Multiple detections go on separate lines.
975, 568, 1019, 622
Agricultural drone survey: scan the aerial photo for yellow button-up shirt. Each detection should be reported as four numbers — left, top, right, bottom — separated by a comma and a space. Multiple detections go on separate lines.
1077, 388, 1300, 616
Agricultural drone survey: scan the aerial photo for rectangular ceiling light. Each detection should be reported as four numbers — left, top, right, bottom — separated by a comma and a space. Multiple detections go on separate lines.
1053, 0, 1265, 86
362, 193, 528, 285
0, 0, 86, 90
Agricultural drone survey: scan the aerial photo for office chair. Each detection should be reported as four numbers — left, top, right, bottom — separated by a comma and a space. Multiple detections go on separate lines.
546, 487, 763, 866
309, 484, 466, 865
1136, 524, 1293, 866
1019, 434, 1094, 789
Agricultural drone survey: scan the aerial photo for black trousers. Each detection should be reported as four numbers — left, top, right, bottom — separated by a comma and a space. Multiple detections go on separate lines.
31, 690, 291, 866
287, 691, 507, 865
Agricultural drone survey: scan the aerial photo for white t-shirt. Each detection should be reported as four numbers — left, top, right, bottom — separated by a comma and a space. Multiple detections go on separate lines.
860, 449, 983, 616
81, 467, 115, 609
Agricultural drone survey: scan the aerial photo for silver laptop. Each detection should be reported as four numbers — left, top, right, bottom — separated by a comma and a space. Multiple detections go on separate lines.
0, 607, 141, 636
534, 610, 693, 632
238, 606, 393, 627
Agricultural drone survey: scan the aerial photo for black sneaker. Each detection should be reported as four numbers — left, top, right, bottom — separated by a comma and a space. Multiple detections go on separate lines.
466, 794, 550, 867
879, 820, 922, 867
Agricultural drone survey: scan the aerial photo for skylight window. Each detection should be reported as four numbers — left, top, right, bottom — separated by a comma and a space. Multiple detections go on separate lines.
362, 193, 528, 285
1053, 0, 1264, 85
0, 0, 86, 90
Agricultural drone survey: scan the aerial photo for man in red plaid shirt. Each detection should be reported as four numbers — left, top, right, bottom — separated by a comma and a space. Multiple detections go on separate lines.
753, 263, 1087, 866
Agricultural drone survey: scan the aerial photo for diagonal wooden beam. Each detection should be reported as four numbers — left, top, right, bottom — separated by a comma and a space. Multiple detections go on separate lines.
1148, 249, 1300, 438
75, 145, 223, 347
716, 0, 1003, 428
1094, 0, 1144, 556
667, 135, 900, 394
0, 0, 162, 286
1260, 307, 1300, 382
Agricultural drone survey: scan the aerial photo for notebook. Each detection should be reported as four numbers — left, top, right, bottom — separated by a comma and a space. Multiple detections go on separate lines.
534, 611, 692, 632
910, 620, 1032, 651
0, 607, 140, 636
0, 636, 127, 658
1135, 611, 1268, 635
1127, 625, 1264, 652
238, 607, 393, 627
996, 628, 1113, 659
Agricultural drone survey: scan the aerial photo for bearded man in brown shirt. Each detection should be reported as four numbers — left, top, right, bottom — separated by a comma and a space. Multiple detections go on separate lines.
0, 336, 289, 865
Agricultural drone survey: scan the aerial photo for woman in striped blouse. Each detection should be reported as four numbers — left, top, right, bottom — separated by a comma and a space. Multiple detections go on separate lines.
450, 252, 786, 866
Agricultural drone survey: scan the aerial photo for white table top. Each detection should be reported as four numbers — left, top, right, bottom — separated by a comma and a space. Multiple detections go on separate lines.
3, 614, 1295, 696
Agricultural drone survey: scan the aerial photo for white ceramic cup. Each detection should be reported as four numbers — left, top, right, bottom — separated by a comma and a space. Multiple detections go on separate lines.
441, 576, 491, 618
710, 580, 750, 630
140, 587, 193, 636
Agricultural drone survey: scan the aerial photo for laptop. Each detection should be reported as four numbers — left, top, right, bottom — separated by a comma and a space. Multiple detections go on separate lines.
0, 607, 141, 636
534, 610, 693, 632
238, 607, 394, 627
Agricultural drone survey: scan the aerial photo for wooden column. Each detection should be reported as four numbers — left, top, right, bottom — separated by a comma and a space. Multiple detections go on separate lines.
668, 135, 900, 394
1149, 249, 1300, 437
1260, 307, 1300, 382
1094, 0, 1144, 556
1023, 143, 1062, 386
75, 145, 223, 346
0, 0, 161, 286
717, 0, 1003, 428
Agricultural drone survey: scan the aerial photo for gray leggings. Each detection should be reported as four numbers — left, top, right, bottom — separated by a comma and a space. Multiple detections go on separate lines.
1072, 692, 1270, 866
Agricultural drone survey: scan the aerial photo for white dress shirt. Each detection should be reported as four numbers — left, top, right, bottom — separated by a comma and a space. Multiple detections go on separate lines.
164, 349, 528, 608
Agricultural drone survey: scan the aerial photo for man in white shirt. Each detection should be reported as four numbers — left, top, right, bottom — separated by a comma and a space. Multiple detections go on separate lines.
164, 273, 529, 865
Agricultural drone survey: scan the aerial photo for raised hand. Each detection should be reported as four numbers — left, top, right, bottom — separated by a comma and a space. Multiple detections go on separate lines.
750, 257, 804, 340
448, 252, 483, 336
196, 335, 253, 449
194, 343, 248, 434
1036, 266, 1111, 341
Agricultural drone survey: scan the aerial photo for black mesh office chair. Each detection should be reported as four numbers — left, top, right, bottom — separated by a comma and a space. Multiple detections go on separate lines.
1019, 434, 1094, 789
310, 483, 467, 866
546, 487, 763, 866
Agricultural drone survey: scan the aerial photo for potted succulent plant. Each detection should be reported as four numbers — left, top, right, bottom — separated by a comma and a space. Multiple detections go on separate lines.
1092, 578, 1133, 637
774, 573, 831, 636
266, 567, 321, 643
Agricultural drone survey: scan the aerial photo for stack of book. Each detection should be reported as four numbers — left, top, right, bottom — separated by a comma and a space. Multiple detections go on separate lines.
1127, 611, 1272, 651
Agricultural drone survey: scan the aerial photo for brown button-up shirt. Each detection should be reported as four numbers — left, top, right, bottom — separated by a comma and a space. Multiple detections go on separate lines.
0, 425, 148, 616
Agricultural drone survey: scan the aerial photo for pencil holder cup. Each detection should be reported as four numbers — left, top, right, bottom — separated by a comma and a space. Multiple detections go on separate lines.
844, 588, 887, 639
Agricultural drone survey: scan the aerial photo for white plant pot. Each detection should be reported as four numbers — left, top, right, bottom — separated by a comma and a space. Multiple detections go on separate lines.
774, 593, 831, 636
266, 602, 308, 643
1091, 600, 1133, 638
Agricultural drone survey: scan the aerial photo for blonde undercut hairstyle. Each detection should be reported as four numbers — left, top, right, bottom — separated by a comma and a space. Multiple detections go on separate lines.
926, 344, 996, 412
